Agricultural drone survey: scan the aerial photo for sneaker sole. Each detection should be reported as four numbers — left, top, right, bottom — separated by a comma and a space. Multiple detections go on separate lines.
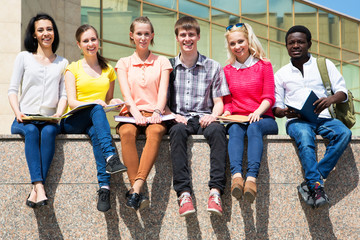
125, 204, 138, 212
139, 199, 150, 211
244, 191, 255, 203
315, 199, 329, 208
106, 167, 127, 174
231, 187, 243, 200
297, 185, 314, 206
207, 208, 222, 216
180, 209, 196, 217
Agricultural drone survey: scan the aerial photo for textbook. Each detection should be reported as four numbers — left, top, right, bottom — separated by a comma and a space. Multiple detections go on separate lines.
217, 115, 249, 123
22, 102, 125, 122
114, 114, 176, 123
286, 90, 319, 123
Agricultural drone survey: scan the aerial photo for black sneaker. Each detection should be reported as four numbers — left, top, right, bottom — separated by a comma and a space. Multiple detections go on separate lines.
312, 182, 330, 208
297, 181, 314, 206
126, 192, 141, 212
97, 188, 111, 212
125, 190, 150, 211
106, 155, 127, 174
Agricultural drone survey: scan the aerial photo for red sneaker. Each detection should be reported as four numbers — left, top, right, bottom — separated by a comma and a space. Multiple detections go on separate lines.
178, 194, 195, 217
207, 193, 222, 216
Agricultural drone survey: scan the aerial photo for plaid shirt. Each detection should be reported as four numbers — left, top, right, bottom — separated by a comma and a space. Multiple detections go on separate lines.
168, 53, 230, 118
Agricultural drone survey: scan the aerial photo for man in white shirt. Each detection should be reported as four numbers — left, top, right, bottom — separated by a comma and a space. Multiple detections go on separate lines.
273, 25, 352, 208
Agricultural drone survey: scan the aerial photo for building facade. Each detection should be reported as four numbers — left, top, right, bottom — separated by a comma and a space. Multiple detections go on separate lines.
1, 0, 359, 134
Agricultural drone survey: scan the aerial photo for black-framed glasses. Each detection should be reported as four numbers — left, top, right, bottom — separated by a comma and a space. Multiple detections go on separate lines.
226, 23, 246, 31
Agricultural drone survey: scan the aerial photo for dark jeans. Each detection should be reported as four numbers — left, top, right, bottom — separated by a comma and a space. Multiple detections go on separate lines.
11, 119, 60, 184
168, 117, 227, 197
60, 104, 115, 187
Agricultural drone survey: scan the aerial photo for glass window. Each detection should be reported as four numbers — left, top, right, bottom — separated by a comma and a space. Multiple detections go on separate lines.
212, 0, 239, 15
259, 39, 268, 58
211, 9, 239, 26
246, 20, 267, 39
269, 0, 292, 30
143, 4, 177, 56
241, 0, 267, 24
144, 0, 176, 9
198, 20, 210, 57
318, 10, 340, 46
269, 27, 286, 43
211, 24, 227, 66
342, 50, 359, 65
319, 43, 340, 60
194, 0, 209, 4
341, 18, 359, 52
102, 0, 140, 45
81, 0, 100, 28
294, 2, 317, 40
269, 41, 288, 73
179, 0, 209, 20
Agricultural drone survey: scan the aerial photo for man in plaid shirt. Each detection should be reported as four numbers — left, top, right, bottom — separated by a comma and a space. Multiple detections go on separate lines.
167, 16, 230, 217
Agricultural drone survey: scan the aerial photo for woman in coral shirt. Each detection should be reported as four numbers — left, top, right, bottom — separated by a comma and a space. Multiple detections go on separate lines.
223, 23, 278, 203
115, 16, 172, 211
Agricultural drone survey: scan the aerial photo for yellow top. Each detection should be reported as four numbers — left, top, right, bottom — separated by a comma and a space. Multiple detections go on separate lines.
65, 60, 116, 113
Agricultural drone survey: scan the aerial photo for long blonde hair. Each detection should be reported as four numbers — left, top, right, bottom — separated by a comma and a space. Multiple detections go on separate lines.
224, 23, 266, 65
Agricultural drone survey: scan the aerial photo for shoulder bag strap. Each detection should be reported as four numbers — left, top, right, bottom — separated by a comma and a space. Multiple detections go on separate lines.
317, 57, 336, 118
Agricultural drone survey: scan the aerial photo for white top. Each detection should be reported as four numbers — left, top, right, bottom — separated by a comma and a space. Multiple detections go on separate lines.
274, 54, 348, 119
231, 55, 259, 70
8, 51, 68, 116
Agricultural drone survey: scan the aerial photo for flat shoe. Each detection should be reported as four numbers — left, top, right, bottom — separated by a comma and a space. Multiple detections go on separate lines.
36, 199, 48, 207
26, 194, 37, 208
231, 177, 244, 199
244, 181, 257, 203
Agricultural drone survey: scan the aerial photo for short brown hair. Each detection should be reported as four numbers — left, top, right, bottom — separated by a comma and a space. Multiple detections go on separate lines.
174, 16, 200, 36
129, 16, 154, 45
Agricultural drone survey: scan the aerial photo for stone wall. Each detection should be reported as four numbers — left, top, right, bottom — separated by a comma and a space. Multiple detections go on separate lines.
0, 135, 359, 239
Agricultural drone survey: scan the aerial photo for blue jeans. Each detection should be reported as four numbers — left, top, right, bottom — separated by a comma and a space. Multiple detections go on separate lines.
286, 118, 351, 185
60, 104, 115, 187
227, 116, 278, 178
11, 119, 60, 183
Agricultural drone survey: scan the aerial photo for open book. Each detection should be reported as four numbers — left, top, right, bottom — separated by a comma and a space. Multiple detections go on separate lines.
286, 90, 319, 123
114, 114, 176, 123
22, 102, 125, 122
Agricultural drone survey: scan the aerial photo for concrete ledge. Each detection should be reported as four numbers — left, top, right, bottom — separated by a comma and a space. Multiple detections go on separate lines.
0, 134, 359, 239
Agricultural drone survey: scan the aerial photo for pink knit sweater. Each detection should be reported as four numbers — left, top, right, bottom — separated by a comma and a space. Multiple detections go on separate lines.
223, 60, 275, 118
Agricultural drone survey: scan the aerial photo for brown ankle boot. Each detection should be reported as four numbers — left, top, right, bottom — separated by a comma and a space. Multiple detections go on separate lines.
244, 181, 257, 203
231, 177, 244, 199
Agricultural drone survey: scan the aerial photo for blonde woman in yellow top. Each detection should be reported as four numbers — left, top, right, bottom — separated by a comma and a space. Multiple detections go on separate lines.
60, 24, 126, 212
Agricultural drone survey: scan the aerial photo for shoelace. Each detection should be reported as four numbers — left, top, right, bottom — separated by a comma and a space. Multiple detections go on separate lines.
179, 195, 191, 207
210, 194, 221, 206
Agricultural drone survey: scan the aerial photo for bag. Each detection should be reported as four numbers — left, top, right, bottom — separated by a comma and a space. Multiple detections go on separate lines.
317, 57, 356, 129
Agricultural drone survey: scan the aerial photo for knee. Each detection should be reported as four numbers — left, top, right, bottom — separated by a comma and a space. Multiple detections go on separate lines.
25, 124, 40, 136
42, 125, 59, 137
169, 123, 187, 141
204, 122, 226, 138
118, 124, 137, 139
147, 124, 166, 136
338, 127, 352, 143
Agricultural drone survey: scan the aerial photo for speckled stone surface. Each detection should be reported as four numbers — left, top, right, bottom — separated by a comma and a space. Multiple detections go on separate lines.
0, 134, 359, 239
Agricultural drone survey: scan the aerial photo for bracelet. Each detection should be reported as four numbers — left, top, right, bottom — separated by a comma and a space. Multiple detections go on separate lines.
154, 109, 162, 115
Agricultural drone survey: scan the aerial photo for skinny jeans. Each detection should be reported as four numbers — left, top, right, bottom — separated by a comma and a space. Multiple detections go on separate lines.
60, 104, 115, 187
227, 116, 278, 178
11, 119, 60, 184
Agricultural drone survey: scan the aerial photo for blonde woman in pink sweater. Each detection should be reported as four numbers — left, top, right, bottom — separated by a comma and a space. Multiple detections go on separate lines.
223, 23, 278, 203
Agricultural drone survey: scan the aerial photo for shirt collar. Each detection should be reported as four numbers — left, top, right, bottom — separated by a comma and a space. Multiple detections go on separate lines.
131, 51, 155, 66
289, 53, 313, 71
231, 55, 258, 70
174, 52, 205, 69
